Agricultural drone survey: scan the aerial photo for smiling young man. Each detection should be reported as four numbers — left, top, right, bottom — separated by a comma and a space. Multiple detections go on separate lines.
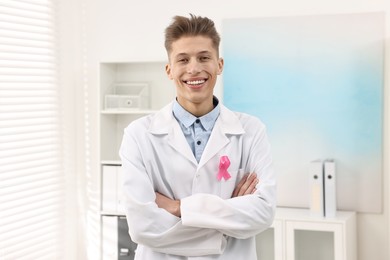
119, 14, 276, 259
166, 34, 223, 117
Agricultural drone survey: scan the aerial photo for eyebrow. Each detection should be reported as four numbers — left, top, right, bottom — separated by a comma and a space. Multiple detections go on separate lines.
174, 50, 212, 57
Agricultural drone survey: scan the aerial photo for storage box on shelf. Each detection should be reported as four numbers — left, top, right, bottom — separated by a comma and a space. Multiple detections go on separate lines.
104, 82, 150, 111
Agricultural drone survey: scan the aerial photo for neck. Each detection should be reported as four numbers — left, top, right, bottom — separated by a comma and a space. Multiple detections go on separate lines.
177, 98, 215, 117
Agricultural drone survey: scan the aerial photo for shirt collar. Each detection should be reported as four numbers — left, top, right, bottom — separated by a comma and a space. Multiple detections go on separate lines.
172, 97, 220, 130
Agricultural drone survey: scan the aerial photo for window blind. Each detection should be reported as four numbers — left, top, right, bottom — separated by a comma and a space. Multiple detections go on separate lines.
0, 0, 67, 259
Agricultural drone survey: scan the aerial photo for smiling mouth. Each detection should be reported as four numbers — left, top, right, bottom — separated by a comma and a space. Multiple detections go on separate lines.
184, 79, 207, 86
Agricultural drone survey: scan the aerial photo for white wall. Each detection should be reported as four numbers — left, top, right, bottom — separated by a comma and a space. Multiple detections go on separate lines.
57, 0, 86, 259
74, 0, 389, 259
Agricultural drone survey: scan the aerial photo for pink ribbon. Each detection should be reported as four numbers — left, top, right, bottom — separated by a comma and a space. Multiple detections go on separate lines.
217, 156, 231, 181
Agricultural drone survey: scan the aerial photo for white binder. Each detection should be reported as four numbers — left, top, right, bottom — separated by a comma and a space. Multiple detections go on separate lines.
324, 159, 336, 218
102, 165, 118, 212
309, 160, 324, 217
116, 166, 125, 214
102, 164, 124, 213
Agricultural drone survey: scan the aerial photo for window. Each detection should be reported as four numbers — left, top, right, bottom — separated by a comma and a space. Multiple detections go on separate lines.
0, 0, 68, 259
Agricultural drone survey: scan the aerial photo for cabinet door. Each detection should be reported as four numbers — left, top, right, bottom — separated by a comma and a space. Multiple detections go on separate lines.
285, 221, 343, 260
256, 219, 284, 260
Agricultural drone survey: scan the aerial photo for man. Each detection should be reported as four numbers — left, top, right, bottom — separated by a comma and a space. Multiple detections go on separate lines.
119, 14, 276, 260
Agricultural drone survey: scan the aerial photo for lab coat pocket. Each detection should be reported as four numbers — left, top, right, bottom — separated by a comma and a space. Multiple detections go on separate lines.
220, 168, 245, 199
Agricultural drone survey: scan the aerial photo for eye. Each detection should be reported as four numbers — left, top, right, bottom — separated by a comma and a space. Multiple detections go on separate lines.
177, 58, 188, 63
200, 56, 210, 61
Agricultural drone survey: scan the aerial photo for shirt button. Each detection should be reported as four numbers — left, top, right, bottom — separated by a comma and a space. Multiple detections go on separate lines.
197, 140, 201, 145
195, 119, 200, 123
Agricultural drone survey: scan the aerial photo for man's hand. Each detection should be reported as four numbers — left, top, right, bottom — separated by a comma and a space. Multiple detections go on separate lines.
155, 192, 181, 217
232, 173, 259, 198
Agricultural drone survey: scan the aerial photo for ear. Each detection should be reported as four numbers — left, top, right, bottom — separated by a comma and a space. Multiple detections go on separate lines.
165, 63, 173, 80
217, 58, 224, 75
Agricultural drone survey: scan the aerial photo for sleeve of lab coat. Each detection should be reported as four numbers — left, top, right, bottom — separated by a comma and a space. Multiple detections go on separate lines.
119, 125, 226, 257
180, 119, 276, 239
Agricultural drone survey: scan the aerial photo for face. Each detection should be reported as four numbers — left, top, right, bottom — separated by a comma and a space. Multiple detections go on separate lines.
166, 36, 224, 116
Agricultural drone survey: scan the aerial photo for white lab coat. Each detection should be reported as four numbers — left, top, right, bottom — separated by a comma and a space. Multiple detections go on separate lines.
119, 101, 276, 260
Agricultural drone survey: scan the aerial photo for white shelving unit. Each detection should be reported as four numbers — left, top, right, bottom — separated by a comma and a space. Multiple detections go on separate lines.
256, 207, 357, 260
98, 61, 175, 259
99, 61, 175, 162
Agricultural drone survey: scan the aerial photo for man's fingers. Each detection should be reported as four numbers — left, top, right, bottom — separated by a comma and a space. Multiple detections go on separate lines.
232, 173, 248, 197
237, 173, 258, 196
247, 177, 259, 195
232, 173, 259, 198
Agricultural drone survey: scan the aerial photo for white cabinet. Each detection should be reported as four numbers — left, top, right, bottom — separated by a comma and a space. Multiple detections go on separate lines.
256, 219, 284, 260
98, 61, 175, 259
257, 207, 356, 260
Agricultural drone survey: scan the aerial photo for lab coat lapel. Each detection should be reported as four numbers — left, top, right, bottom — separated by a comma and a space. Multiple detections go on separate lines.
198, 105, 245, 169
168, 121, 197, 165
198, 119, 229, 169
149, 102, 197, 166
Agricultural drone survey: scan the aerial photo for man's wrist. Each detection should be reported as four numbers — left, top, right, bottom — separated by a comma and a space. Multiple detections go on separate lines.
175, 200, 181, 217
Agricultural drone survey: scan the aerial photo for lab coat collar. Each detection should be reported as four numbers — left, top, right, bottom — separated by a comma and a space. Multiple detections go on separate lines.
149, 102, 245, 167
149, 102, 244, 135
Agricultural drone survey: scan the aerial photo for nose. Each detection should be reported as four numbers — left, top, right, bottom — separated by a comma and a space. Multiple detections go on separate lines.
186, 59, 202, 74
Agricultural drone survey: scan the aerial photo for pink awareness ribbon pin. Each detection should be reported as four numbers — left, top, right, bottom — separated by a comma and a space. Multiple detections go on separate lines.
217, 156, 231, 181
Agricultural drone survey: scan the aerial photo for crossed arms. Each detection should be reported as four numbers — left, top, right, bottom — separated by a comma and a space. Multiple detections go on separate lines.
155, 173, 259, 217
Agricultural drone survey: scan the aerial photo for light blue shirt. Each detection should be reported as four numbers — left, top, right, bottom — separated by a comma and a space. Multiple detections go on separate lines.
172, 98, 220, 163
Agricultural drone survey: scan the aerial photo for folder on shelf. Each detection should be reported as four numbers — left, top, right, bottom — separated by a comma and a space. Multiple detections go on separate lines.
116, 167, 125, 214
102, 165, 118, 212
324, 159, 337, 218
309, 160, 324, 217
102, 165, 125, 213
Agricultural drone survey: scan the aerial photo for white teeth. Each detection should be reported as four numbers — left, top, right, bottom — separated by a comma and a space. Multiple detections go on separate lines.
186, 80, 205, 85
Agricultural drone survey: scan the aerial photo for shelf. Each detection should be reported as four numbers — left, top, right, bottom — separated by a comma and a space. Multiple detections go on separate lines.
100, 211, 126, 217
101, 160, 121, 166
275, 207, 356, 223
99, 61, 175, 260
